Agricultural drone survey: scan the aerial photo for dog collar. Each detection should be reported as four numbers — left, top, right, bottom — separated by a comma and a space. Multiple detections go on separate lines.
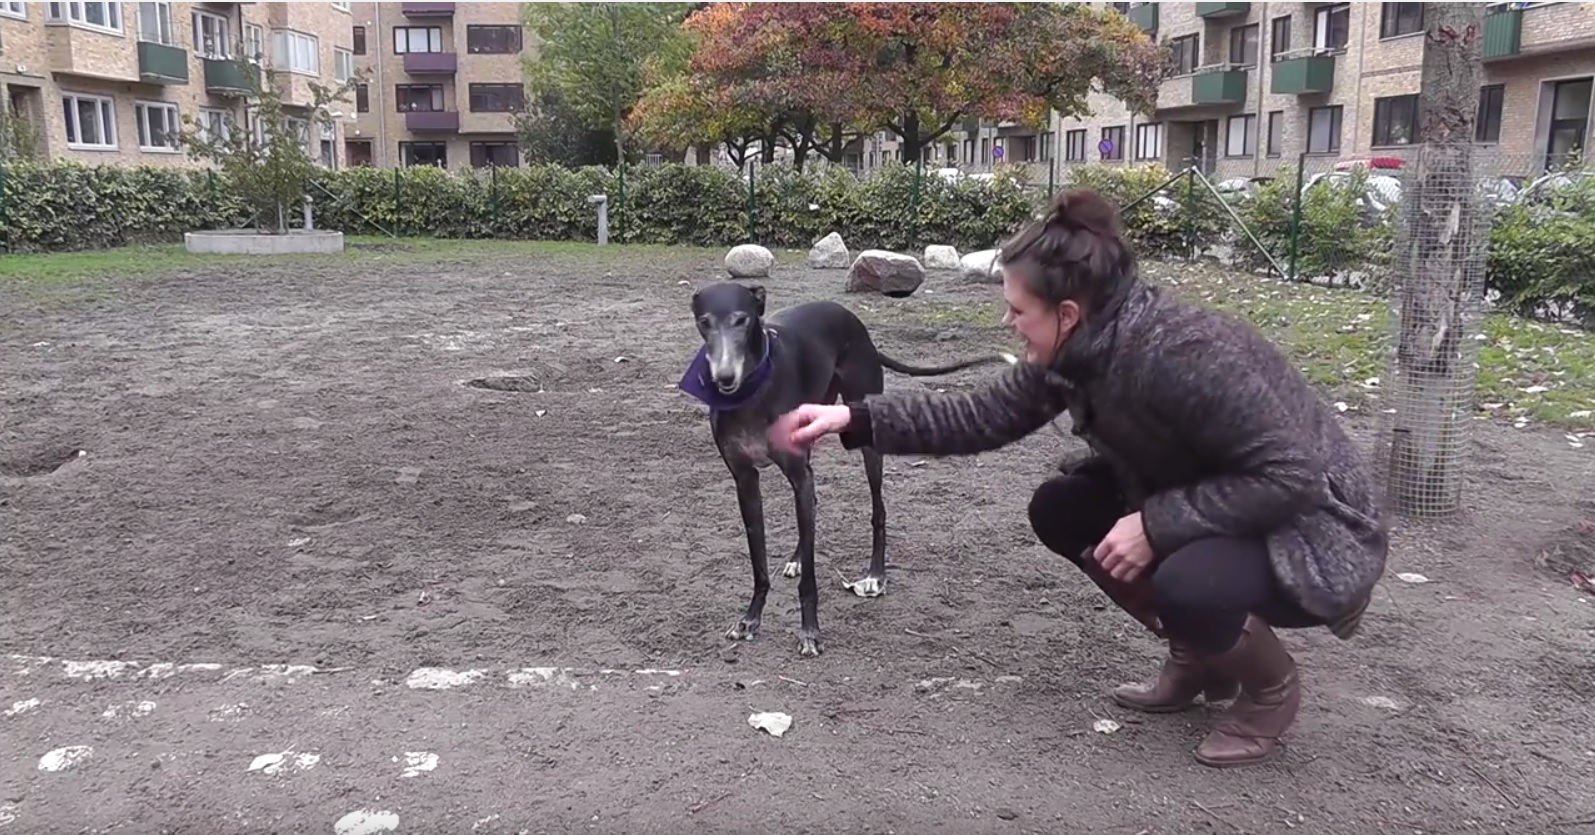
678, 334, 775, 412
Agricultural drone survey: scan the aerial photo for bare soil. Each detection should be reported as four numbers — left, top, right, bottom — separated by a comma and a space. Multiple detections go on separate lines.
2, 245, 1592, 834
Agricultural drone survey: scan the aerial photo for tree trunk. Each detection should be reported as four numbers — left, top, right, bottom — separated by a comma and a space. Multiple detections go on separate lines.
899, 111, 922, 165
1385, 3, 1488, 518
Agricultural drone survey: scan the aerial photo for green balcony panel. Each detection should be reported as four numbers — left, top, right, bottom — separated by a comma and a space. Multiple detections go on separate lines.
1129, 3, 1158, 34
1192, 69, 1248, 104
1196, 2, 1250, 18
137, 40, 189, 84
1482, 8, 1523, 59
1271, 54, 1336, 95
203, 58, 251, 95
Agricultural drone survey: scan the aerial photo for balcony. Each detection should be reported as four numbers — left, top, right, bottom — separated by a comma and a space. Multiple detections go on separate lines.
1481, 7, 1522, 59
1191, 67, 1248, 105
401, 2, 454, 16
202, 57, 252, 95
1270, 53, 1336, 95
137, 40, 190, 84
1196, 2, 1250, 19
406, 110, 460, 132
403, 51, 457, 74
1129, 3, 1157, 34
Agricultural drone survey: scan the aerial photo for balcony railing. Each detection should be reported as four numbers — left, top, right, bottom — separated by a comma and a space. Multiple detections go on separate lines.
1482, 6, 1523, 59
401, 2, 454, 16
1191, 65, 1248, 105
406, 110, 460, 132
202, 57, 251, 95
137, 40, 189, 84
1196, 2, 1250, 19
1270, 50, 1336, 95
403, 51, 457, 74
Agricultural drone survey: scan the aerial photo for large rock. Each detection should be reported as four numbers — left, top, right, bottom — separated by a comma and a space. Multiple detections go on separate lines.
960, 249, 1002, 284
845, 250, 925, 297
807, 232, 850, 269
725, 244, 775, 278
923, 244, 961, 271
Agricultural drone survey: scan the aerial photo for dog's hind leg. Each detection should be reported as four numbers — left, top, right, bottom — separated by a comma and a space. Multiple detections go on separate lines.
844, 446, 889, 599
775, 451, 822, 657
724, 465, 771, 642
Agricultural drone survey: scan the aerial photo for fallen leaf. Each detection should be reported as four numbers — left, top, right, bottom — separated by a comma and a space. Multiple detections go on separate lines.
1092, 718, 1120, 734
1396, 572, 1431, 584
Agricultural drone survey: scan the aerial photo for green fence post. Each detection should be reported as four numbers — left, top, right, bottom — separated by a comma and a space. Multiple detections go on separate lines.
490, 164, 500, 236
1288, 151, 1306, 281
910, 156, 923, 253
393, 167, 402, 238
747, 160, 756, 244
617, 158, 627, 243
1183, 165, 1196, 259
1048, 156, 1056, 197
0, 161, 8, 254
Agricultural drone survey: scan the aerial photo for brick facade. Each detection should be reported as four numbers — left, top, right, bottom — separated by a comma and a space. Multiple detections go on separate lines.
1, 1, 355, 168
347, 2, 525, 169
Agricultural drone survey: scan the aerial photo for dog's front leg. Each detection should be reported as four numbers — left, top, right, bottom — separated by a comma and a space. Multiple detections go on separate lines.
725, 465, 771, 642
777, 453, 821, 657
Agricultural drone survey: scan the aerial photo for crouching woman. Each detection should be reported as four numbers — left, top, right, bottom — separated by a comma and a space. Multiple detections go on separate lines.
769, 188, 1388, 767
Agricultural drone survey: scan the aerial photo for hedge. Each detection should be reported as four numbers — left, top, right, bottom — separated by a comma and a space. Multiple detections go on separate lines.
0, 160, 1040, 256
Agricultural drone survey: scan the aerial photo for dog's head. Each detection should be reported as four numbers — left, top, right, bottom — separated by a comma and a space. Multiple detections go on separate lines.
690, 281, 768, 395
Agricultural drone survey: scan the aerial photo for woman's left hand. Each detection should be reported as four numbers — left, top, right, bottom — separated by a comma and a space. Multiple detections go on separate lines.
1093, 512, 1155, 582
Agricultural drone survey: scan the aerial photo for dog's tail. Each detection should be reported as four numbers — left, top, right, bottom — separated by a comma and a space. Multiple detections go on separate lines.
877, 350, 1019, 377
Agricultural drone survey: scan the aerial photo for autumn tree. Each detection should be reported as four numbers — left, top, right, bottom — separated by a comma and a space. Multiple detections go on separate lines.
662, 2, 1169, 165
522, 3, 694, 164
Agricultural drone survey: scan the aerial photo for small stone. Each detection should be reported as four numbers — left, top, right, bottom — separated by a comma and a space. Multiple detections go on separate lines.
725, 244, 775, 278
923, 245, 961, 271
396, 467, 422, 485
567, 513, 587, 525
806, 232, 850, 269
995, 808, 1019, 821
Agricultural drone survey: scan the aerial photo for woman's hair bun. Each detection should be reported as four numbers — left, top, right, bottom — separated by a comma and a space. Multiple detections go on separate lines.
1044, 188, 1121, 238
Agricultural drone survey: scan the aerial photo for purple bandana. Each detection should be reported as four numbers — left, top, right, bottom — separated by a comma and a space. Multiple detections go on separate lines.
678, 340, 774, 412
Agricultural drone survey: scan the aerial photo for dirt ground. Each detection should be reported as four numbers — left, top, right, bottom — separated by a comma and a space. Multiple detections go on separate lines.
2, 244, 1592, 834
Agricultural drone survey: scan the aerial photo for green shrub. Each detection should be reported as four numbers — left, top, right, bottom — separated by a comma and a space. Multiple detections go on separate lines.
1487, 200, 1595, 326
1063, 163, 1230, 258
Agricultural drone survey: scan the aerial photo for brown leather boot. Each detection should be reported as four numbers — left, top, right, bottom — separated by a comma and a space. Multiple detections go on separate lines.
1193, 616, 1302, 768
1112, 640, 1242, 713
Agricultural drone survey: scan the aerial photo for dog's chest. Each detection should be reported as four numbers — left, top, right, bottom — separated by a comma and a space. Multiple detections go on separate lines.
719, 421, 775, 467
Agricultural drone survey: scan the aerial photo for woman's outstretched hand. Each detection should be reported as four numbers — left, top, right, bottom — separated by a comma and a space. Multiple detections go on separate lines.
769, 403, 852, 454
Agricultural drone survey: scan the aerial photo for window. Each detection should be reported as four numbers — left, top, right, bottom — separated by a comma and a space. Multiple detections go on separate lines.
980, 136, 990, 163
1269, 15, 1291, 60
394, 26, 442, 53
468, 83, 523, 113
48, 1, 122, 31
1065, 129, 1087, 162
1315, 4, 1350, 51
1229, 24, 1258, 67
197, 107, 231, 143
1170, 34, 1199, 75
1101, 125, 1124, 160
135, 101, 180, 151
355, 83, 370, 113
470, 141, 519, 167
271, 30, 320, 74
192, 11, 230, 59
1379, 3, 1424, 38
1546, 78, 1592, 170
1476, 84, 1504, 143
244, 23, 263, 62
396, 84, 444, 112
1039, 131, 1054, 162
1371, 94, 1419, 146
61, 92, 116, 149
1266, 110, 1283, 156
319, 122, 336, 168
334, 47, 354, 81
137, 2, 174, 44
1225, 114, 1256, 156
331, 1, 351, 11
400, 141, 447, 167
352, 25, 366, 55
1307, 105, 1342, 153
0, 2, 26, 20
466, 24, 522, 54
1135, 123, 1162, 160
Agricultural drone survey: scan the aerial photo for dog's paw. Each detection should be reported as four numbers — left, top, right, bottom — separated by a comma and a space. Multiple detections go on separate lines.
844, 575, 886, 598
780, 559, 801, 579
796, 633, 822, 658
724, 620, 759, 642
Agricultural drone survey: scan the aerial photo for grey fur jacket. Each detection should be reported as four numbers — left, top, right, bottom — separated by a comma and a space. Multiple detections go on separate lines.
839, 279, 1388, 638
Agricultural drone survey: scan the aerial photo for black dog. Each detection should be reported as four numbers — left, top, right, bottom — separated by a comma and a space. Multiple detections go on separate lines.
679, 281, 1014, 657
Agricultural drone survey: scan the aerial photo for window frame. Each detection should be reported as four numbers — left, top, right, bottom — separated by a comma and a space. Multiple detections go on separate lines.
1371, 94, 1420, 147
1475, 84, 1504, 143
399, 140, 448, 168
1135, 122, 1162, 161
136, 2, 175, 45
192, 10, 231, 59
197, 106, 232, 144
1266, 110, 1283, 157
1229, 23, 1259, 67
47, 1, 123, 33
465, 24, 522, 54
62, 91, 118, 150
1225, 113, 1257, 157
1170, 33, 1200, 75
352, 25, 366, 56
1314, 3, 1351, 52
1064, 128, 1087, 162
334, 47, 355, 82
1307, 105, 1343, 154
134, 100, 181, 152
0, 1, 27, 20
395, 84, 445, 113
467, 82, 524, 113
271, 29, 321, 75
1379, 3, 1424, 39
1269, 15, 1291, 60
469, 140, 520, 168
393, 25, 442, 54
1101, 125, 1125, 161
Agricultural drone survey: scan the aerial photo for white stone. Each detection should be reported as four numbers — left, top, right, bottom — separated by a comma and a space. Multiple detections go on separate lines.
845, 250, 926, 297
101, 700, 157, 719
38, 746, 93, 772
725, 243, 775, 278
334, 809, 400, 835
806, 232, 850, 269
405, 667, 485, 690
248, 751, 320, 775
960, 249, 1002, 283
923, 245, 961, 271
4, 698, 41, 717
397, 751, 439, 778
62, 660, 136, 680
506, 667, 581, 689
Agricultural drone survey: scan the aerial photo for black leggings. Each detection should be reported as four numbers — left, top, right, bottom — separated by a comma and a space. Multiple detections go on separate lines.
1027, 469, 1325, 654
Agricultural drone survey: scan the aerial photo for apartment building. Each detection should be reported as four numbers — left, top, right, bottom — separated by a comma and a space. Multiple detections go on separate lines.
345, 2, 524, 169
0, 1, 356, 166
1052, 2, 1595, 180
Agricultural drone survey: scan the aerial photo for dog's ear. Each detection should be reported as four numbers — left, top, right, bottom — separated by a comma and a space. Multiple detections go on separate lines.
747, 285, 766, 317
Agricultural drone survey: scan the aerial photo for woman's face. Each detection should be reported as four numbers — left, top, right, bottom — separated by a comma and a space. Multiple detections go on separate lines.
1000, 267, 1081, 364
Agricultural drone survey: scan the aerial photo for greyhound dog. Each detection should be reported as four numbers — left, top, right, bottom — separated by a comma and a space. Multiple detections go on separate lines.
680, 281, 1014, 657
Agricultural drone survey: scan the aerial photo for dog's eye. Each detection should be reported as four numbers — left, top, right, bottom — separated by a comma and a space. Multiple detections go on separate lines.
729, 315, 747, 327
696, 316, 712, 329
